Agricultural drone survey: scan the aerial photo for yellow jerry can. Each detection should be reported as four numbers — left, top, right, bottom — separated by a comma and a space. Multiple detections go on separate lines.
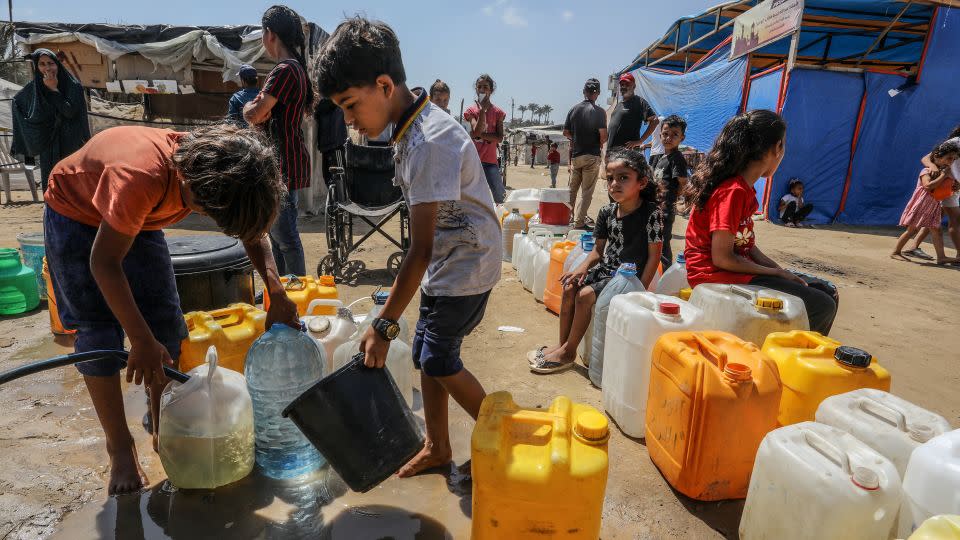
762, 330, 891, 426
262, 275, 338, 316
180, 303, 267, 374
471, 391, 609, 539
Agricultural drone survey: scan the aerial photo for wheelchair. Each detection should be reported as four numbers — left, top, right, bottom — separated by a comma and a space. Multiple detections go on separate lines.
318, 140, 410, 282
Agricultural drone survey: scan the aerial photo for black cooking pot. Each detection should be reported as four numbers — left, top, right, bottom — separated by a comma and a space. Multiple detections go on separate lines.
166, 236, 255, 313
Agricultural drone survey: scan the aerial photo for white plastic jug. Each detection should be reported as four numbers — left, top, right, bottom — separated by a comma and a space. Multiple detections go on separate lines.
532, 239, 555, 303
689, 284, 809, 346
563, 234, 594, 274
816, 389, 951, 477
520, 232, 554, 291
510, 231, 526, 270
332, 338, 414, 408
589, 263, 645, 388
504, 188, 541, 216
740, 422, 902, 540
655, 253, 689, 296
353, 290, 411, 346
159, 346, 255, 489
899, 429, 960, 538
502, 209, 526, 263
602, 292, 704, 438
303, 299, 357, 373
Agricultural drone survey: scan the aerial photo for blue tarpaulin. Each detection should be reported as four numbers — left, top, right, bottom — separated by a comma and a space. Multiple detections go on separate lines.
630, 56, 748, 153
745, 68, 784, 209
773, 69, 864, 224
838, 7, 960, 225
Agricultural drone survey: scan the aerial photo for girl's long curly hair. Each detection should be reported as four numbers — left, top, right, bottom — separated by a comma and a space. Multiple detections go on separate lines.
685, 110, 786, 210
605, 147, 664, 208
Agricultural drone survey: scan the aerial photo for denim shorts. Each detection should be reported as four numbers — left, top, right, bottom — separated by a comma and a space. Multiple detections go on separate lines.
44, 207, 187, 376
411, 290, 491, 377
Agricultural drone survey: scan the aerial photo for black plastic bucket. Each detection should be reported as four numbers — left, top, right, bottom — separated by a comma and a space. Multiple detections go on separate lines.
282, 354, 424, 493
167, 236, 255, 314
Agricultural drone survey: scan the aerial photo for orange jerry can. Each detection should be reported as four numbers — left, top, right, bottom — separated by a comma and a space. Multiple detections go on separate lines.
180, 303, 267, 374
543, 241, 575, 315
646, 331, 782, 501
262, 275, 337, 316
42, 257, 75, 336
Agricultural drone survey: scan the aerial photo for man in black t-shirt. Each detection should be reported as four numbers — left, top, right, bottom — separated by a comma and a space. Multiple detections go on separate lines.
607, 73, 658, 152
652, 115, 690, 269
563, 78, 608, 228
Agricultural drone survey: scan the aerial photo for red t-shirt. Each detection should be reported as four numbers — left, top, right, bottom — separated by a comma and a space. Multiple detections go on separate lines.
548, 149, 561, 163
463, 104, 506, 165
685, 176, 758, 286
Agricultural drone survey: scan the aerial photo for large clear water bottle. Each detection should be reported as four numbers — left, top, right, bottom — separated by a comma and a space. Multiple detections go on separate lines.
502, 209, 526, 262
244, 323, 326, 479
589, 262, 644, 387
655, 252, 689, 296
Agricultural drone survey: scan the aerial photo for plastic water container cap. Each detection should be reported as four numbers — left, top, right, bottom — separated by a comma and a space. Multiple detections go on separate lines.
319, 275, 335, 287
511, 208, 520, 213
851, 467, 880, 490
676, 252, 686, 264
574, 410, 610, 444
373, 291, 389, 305
834, 346, 872, 368
659, 302, 680, 315
584, 241, 596, 250
909, 424, 936, 443
723, 362, 753, 382
617, 262, 638, 276
755, 296, 783, 310
679, 288, 693, 301
307, 317, 331, 334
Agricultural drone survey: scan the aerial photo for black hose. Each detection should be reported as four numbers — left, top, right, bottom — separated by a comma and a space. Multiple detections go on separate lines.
0, 350, 190, 386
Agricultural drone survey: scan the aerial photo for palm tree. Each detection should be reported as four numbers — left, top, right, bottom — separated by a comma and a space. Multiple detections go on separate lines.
527, 103, 538, 124
517, 104, 528, 122
541, 105, 554, 124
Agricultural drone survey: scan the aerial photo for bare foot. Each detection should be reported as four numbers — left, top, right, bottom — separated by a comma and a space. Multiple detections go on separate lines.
107, 442, 148, 495
397, 442, 452, 478
152, 432, 160, 454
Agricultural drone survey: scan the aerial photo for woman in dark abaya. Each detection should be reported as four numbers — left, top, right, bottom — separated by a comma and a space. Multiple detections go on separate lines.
12, 48, 90, 192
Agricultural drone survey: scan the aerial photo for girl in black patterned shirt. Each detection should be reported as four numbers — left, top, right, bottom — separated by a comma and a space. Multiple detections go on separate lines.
530, 147, 664, 373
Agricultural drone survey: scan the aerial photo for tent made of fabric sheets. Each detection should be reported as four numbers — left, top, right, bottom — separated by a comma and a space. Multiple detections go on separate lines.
613, 1, 960, 225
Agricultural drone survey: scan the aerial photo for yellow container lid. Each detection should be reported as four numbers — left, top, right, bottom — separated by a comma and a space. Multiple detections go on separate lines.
574, 410, 610, 444
679, 288, 693, 301
755, 296, 783, 310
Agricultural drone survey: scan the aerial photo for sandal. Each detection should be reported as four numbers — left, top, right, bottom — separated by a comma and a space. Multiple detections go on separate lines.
530, 357, 575, 374
526, 346, 548, 366
904, 248, 934, 260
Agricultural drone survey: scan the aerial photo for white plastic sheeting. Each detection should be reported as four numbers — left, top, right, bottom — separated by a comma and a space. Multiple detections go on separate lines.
15, 29, 266, 82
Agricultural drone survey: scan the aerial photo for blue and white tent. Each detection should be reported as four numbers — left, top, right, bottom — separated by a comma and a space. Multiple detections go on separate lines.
615, 1, 960, 225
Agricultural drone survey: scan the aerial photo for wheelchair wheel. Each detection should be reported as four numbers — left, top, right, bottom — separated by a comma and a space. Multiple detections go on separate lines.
318, 255, 340, 279
387, 251, 405, 277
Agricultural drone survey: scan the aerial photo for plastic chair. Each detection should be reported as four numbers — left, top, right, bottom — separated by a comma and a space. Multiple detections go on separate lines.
0, 133, 40, 204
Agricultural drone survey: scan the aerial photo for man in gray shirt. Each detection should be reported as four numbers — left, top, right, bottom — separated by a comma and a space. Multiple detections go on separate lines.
563, 78, 608, 228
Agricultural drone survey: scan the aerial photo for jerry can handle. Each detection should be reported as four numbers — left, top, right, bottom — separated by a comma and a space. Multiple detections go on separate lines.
858, 398, 908, 432
730, 285, 756, 302
283, 275, 306, 291
690, 333, 728, 371
210, 304, 247, 327
803, 430, 851, 475
204, 345, 219, 387
305, 299, 344, 316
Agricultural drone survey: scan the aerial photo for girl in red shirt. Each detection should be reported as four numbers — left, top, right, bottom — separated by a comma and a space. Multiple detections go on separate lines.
547, 142, 561, 188
683, 110, 838, 335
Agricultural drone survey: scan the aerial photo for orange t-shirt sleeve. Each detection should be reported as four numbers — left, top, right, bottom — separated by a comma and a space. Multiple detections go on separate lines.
90, 165, 165, 237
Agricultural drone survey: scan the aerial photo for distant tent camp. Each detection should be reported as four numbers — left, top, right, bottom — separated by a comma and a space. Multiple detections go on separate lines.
12, 21, 331, 213
612, 1, 960, 226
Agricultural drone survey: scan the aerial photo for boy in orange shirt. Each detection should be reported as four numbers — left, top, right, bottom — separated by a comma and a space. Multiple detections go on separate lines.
44, 124, 298, 494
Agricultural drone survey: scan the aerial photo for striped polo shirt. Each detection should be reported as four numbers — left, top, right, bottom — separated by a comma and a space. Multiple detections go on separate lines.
262, 59, 310, 190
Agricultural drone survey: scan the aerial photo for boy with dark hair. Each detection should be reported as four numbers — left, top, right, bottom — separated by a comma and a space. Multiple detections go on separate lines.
653, 114, 689, 268
316, 17, 501, 477
44, 124, 299, 494
227, 65, 260, 128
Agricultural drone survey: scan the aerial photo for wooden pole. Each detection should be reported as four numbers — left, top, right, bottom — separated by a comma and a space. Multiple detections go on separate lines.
855, 1, 913, 68
786, 29, 800, 72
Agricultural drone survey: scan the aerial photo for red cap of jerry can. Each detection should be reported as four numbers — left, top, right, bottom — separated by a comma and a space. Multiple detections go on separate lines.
659, 302, 680, 315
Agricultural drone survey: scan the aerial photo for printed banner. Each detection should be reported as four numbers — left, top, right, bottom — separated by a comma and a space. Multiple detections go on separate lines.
731, 0, 804, 59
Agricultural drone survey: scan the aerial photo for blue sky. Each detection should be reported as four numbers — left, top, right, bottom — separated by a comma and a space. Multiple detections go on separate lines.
18, 0, 717, 121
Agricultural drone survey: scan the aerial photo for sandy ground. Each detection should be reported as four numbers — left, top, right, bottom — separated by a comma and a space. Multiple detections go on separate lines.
0, 164, 958, 540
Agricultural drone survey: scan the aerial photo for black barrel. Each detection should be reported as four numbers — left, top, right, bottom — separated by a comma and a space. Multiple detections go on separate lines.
166, 236, 255, 313
282, 354, 424, 493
